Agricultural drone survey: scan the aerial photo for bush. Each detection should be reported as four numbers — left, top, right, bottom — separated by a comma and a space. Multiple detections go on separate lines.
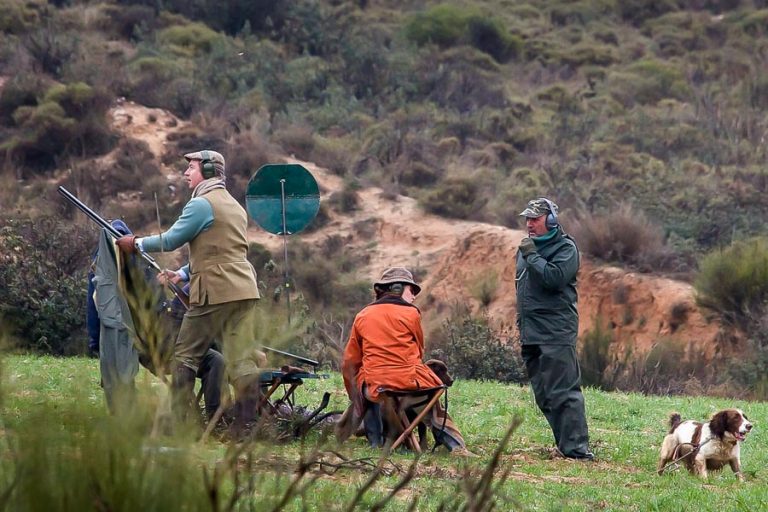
157, 22, 224, 57
429, 312, 526, 383
608, 59, 690, 106
0, 215, 93, 354
0, 0, 45, 34
1, 82, 115, 172
420, 177, 486, 220
405, 5, 521, 62
327, 180, 360, 214
405, 4, 469, 48
578, 319, 614, 389
694, 237, 768, 323
0, 73, 46, 124
466, 16, 523, 63
570, 205, 680, 272
273, 124, 315, 160
22, 24, 78, 77
469, 269, 499, 308
618, 0, 679, 26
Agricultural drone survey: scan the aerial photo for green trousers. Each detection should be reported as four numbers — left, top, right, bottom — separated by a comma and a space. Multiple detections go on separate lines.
174, 298, 260, 384
521, 344, 590, 458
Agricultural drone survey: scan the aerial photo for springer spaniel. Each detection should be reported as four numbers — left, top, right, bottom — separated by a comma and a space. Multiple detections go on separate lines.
657, 409, 753, 481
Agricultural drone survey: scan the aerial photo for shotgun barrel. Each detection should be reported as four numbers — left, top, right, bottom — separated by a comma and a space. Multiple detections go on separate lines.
58, 186, 190, 309
263, 346, 319, 368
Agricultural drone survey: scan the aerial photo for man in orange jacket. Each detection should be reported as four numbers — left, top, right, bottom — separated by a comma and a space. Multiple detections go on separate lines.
342, 267, 469, 453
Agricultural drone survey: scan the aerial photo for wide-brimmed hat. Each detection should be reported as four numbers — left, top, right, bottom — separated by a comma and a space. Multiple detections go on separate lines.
184, 149, 225, 177
374, 267, 421, 296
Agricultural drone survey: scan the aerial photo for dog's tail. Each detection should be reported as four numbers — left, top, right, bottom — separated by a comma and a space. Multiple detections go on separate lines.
668, 412, 682, 433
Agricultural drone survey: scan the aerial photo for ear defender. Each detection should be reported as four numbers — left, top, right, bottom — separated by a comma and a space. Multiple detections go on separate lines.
200, 149, 216, 179
540, 197, 559, 230
388, 283, 404, 295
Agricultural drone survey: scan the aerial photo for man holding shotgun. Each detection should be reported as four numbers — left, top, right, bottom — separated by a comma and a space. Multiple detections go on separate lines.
115, 149, 262, 435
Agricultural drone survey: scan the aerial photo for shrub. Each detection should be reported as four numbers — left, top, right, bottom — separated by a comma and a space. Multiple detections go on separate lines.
405, 5, 521, 62
22, 24, 78, 77
618, 0, 679, 26
612, 337, 708, 395
0, 74, 46, 124
404, 4, 469, 48
570, 205, 680, 272
0, 0, 45, 34
578, 319, 614, 389
157, 22, 223, 57
98, 4, 158, 40
428, 312, 526, 383
420, 177, 486, 220
466, 16, 523, 63
273, 124, 315, 160
2, 82, 115, 172
469, 269, 499, 308
694, 237, 768, 323
0, 215, 92, 354
327, 181, 360, 214
608, 59, 690, 106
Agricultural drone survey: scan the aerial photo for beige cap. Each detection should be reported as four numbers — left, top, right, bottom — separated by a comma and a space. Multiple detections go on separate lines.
184, 149, 225, 177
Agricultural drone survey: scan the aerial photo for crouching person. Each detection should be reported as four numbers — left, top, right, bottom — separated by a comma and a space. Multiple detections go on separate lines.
340, 267, 472, 455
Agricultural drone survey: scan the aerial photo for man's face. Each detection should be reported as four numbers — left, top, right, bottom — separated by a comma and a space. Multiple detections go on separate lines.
402, 284, 417, 304
184, 159, 204, 189
526, 215, 549, 237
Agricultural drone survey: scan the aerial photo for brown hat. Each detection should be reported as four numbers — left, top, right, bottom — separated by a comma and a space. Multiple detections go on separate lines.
374, 267, 421, 296
184, 149, 225, 177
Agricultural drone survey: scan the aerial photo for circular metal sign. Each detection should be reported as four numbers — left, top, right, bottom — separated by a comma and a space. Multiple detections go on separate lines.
246, 164, 320, 235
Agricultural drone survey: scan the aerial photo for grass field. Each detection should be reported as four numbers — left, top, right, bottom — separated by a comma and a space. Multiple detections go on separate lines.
1, 354, 766, 511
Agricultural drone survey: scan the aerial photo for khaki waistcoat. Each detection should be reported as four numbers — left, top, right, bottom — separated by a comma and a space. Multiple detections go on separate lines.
188, 189, 260, 306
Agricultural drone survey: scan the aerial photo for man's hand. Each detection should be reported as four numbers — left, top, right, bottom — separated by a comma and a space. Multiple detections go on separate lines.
116, 235, 137, 254
158, 269, 182, 285
519, 237, 536, 257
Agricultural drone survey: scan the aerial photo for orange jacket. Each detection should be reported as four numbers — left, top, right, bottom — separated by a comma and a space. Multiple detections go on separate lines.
342, 298, 443, 411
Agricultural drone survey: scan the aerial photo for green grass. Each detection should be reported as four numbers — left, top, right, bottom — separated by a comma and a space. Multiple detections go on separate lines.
1, 354, 767, 511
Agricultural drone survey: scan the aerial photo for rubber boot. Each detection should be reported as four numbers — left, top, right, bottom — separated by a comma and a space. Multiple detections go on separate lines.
171, 365, 197, 424
230, 379, 261, 440
363, 402, 384, 448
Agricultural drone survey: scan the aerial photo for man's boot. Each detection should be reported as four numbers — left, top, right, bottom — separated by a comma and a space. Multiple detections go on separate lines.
363, 403, 384, 448
172, 365, 198, 425
230, 377, 261, 439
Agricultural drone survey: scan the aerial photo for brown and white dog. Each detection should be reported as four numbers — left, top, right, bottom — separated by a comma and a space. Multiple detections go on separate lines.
657, 409, 753, 481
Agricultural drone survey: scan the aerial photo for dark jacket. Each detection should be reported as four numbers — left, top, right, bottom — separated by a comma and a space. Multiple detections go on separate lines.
515, 228, 579, 345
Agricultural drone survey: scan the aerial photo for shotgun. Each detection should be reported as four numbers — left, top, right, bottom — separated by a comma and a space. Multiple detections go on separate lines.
58, 186, 190, 309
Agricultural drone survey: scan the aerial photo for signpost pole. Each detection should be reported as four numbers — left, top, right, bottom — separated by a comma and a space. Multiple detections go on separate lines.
280, 178, 291, 323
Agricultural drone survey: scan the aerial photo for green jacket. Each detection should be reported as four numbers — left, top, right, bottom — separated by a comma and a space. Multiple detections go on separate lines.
515, 228, 580, 345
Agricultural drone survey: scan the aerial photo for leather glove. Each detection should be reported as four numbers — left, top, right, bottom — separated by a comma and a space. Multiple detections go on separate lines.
519, 237, 536, 257
116, 235, 137, 254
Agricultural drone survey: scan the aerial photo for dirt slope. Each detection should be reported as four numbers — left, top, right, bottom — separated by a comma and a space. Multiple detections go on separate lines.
110, 102, 733, 363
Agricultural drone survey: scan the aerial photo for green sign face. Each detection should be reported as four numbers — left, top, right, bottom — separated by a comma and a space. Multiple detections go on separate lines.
246, 164, 320, 235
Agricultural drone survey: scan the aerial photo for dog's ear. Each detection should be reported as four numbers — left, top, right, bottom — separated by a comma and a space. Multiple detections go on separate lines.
709, 410, 729, 438
425, 359, 454, 387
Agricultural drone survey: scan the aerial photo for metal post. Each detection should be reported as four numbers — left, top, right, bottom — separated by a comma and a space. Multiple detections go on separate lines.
280, 179, 291, 323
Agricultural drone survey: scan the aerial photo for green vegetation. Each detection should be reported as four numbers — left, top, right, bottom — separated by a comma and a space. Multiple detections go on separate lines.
2, 354, 768, 511
3, 0, 768, 250
428, 311, 526, 383
695, 237, 768, 323
3, 0, 768, 367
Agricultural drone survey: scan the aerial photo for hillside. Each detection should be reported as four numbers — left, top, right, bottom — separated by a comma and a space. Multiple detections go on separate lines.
112, 101, 733, 369
3, 0, 766, 393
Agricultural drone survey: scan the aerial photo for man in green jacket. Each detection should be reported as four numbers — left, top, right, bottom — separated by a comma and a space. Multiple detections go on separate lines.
116, 149, 261, 434
515, 197, 593, 461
